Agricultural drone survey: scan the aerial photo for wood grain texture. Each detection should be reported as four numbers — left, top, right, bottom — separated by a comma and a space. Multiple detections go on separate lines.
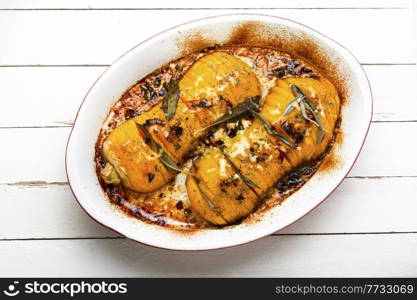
1, 177, 416, 239
0, 9, 414, 65
0, 0, 411, 9
0, 65, 415, 128
0, 234, 416, 277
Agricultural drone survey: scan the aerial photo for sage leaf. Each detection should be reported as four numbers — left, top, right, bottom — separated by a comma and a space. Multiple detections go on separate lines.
159, 149, 182, 173
162, 79, 180, 120
283, 96, 302, 116
290, 83, 304, 98
289, 83, 326, 144
249, 109, 295, 148
205, 95, 261, 130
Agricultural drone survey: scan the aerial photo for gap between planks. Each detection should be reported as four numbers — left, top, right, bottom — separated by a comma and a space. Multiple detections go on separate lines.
1, 232, 416, 242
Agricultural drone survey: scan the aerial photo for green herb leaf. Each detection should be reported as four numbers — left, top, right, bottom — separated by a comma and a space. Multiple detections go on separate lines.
290, 83, 304, 98
249, 109, 295, 148
162, 79, 180, 120
283, 96, 302, 116
240, 173, 261, 190
317, 127, 325, 144
159, 149, 182, 173
135, 123, 159, 152
205, 95, 261, 130
219, 146, 260, 190
289, 83, 326, 144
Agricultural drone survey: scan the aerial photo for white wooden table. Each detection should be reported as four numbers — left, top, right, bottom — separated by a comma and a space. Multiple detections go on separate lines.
1, 0, 416, 277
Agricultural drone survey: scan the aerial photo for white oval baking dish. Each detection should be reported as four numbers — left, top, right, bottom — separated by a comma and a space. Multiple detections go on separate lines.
66, 14, 372, 250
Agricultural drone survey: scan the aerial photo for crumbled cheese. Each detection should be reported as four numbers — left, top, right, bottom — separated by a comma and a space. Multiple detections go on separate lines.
241, 119, 252, 129
230, 136, 250, 158
219, 158, 228, 178
249, 153, 257, 163
214, 129, 226, 140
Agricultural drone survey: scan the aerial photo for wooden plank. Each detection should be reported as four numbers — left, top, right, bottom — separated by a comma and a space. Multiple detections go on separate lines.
367, 65, 417, 122
347, 122, 417, 177
0, 184, 118, 239
0, 127, 70, 183
0, 177, 415, 239
0, 122, 415, 184
0, 0, 411, 9
0, 9, 414, 65
0, 234, 416, 277
0, 66, 104, 127
0, 65, 415, 128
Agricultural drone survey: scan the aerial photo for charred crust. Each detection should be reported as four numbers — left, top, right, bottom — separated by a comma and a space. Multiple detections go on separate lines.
143, 118, 165, 127
272, 59, 320, 79
220, 177, 239, 193
201, 131, 216, 147
191, 98, 213, 108
169, 125, 184, 138
125, 109, 140, 120
225, 120, 244, 138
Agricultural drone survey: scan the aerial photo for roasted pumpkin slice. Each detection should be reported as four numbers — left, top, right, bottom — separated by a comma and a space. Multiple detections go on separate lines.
222, 119, 293, 196
102, 120, 174, 192
262, 77, 340, 164
187, 77, 340, 224
179, 52, 261, 127
101, 51, 261, 193
133, 102, 200, 164
186, 147, 259, 225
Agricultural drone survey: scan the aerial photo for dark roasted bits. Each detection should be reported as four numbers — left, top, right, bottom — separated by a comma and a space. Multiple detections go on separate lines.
176, 201, 184, 209
236, 194, 245, 201
191, 98, 213, 108
273, 67, 286, 78
169, 125, 184, 138
125, 109, 139, 120
147, 173, 155, 183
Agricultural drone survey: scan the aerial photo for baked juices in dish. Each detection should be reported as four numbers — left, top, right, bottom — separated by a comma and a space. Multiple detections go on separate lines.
95, 46, 341, 229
